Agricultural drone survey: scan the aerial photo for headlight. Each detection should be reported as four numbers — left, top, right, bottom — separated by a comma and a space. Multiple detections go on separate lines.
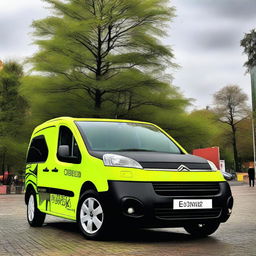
103, 154, 143, 169
207, 160, 218, 171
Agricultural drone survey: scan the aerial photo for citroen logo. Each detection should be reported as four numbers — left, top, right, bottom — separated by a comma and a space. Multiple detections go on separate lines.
177, 165, 190, 172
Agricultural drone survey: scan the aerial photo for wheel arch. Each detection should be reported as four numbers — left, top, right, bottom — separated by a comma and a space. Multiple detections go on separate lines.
79, 181, 98, 199
25, 183, 37, 204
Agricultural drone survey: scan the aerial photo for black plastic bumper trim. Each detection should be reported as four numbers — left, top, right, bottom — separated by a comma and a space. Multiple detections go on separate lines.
98, 180, 233, 227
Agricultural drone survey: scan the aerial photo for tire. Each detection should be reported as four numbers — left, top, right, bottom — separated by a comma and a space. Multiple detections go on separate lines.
27, 192, 46, 227
184, 222, 220, 237
77, 190, 107, 240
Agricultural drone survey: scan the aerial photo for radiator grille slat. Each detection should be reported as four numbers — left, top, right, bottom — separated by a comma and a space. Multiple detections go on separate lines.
141, 162, 210, 170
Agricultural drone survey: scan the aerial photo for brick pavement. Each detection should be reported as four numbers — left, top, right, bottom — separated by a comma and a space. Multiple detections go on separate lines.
0, 184, 256, 256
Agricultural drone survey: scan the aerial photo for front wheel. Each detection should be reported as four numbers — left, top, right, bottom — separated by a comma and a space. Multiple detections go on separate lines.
77, 191, 106, 240
27, 193, 46, 227
184, 222, 220, 237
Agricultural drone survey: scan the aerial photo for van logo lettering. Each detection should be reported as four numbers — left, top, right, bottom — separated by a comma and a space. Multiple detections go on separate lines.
177, 165, 190, 172
64, 169, 81, 178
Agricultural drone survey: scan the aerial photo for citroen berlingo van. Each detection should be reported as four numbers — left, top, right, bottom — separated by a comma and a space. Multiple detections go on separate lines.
25, 117, 233, 239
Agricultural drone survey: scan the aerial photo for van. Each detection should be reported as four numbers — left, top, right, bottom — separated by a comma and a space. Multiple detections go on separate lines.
25, 117, 233, 239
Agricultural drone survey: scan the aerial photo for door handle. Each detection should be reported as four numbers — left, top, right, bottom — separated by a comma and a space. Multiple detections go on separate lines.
52, 168, 58, 172
43, 168, 49, 172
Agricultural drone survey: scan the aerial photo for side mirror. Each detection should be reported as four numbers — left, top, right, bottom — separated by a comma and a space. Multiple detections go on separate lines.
58, 145, 70, 157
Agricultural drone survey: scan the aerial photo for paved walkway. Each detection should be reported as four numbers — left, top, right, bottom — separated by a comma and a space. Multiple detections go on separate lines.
0, 184, 255, 256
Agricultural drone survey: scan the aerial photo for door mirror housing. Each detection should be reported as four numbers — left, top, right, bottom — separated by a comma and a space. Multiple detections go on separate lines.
57, 145, 80, 163
58, 145, 70, 158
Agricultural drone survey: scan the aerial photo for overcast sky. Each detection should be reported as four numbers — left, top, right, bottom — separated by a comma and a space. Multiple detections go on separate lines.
0, 0, 255, 109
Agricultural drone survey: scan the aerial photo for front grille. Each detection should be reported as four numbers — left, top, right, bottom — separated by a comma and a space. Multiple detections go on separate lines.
155, 206, 221, 220
152, 182, 220, 196
140, 162, 210, 170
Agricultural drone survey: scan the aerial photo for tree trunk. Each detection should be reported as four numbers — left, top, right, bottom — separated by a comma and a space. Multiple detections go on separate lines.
128, 92, 132, 111
94, 89, 102, 109
114, 92, 121, 118
231, 124, 239, 172
94, 26, 102, 111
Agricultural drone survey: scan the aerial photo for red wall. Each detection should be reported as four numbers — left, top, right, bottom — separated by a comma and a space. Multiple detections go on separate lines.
0, 186, 7, 194
192, 147, 220, 169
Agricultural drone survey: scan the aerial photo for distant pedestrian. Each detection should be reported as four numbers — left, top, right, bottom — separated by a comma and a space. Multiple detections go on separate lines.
248, 166, 255, 187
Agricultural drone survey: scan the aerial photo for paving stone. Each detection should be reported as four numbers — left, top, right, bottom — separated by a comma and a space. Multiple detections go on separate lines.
0, 185, 255, 256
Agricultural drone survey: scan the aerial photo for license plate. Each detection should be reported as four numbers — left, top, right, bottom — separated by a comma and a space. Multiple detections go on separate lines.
173, 199, 212, 210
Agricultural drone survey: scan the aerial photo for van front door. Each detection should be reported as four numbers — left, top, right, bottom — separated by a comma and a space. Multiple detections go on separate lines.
48, 125, 82, 218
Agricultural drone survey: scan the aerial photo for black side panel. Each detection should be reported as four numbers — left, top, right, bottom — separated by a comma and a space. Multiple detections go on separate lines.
37, 187, 74, 197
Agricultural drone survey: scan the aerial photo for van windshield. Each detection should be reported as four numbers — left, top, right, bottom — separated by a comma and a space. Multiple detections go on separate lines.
76, 121, 182, 154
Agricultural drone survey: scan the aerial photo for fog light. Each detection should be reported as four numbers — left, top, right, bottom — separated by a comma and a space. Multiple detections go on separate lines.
127, 207, 135, 214
228, 208, 232, 214
122, 197, 144, 217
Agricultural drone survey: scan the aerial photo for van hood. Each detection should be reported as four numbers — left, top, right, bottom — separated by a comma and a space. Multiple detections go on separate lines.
90, 151, 211, 170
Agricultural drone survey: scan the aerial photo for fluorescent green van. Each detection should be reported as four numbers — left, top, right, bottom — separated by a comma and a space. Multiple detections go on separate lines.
25, 117, 233, 239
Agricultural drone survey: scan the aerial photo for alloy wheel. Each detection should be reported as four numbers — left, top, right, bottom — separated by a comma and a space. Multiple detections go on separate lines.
80, 197, 104, 234
28, 195, 35, 222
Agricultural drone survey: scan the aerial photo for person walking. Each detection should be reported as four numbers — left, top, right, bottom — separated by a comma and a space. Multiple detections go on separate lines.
248, 165, 255, 187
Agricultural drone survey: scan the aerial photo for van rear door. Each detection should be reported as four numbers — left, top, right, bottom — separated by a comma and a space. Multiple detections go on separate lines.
26, 126, 57, 213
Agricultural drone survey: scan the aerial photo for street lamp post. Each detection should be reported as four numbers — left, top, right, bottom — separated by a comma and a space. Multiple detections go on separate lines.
250, 67, 256, 169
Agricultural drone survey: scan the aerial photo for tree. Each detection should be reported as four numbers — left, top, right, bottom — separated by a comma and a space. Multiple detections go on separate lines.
30, 0, 176, 116
22, 0, 217, 157
241, 29, 256, 72
213, 85, 249, 172
0, 61, 28, 179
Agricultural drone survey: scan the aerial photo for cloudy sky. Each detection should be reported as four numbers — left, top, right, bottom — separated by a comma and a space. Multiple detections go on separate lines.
0, 0, 255, 109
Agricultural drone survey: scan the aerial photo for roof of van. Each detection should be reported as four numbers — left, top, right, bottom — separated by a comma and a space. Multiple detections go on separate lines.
33, 117, 154, 134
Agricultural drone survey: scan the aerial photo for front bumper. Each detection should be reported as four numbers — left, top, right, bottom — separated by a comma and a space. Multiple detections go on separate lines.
99, 181, 233, 228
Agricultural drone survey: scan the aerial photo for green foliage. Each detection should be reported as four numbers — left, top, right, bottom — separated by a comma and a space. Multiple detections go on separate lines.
29, 0, 177, 112
21, 0, 198, 144
0, 61, 29, 175
237, 118, 254, 161
183, 109, 222, 151
24, 0, 211, 151
24, 0, 214, 152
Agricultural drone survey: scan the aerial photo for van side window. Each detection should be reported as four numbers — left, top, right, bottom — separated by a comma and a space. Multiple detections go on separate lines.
26, 136, 49, 163
57, 126, 81, 163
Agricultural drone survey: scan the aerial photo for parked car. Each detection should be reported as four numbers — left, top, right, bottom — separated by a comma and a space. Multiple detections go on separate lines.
25, 117, 233, 239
